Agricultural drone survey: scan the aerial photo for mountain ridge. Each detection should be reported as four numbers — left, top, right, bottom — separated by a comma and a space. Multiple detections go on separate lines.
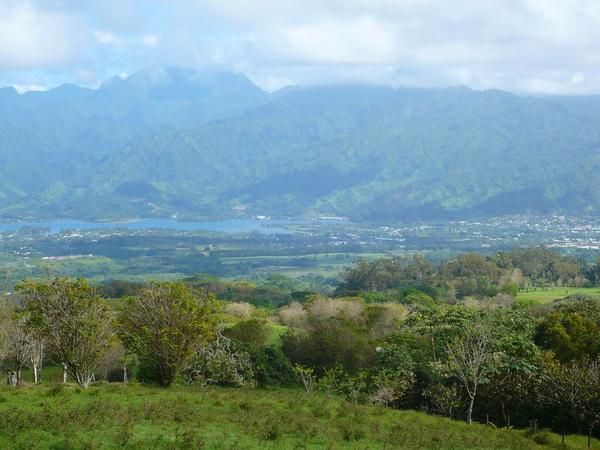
2, 67, 600, 221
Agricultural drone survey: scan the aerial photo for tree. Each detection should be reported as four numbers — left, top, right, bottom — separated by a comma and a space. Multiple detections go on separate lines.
29, 335, 44, 384
224, 318, 268, 346
186, 330, 254, 387
446, 324, 494, 424
18, 278, 113, 388
282, 317, 377, 374
534, 312, 600, 362
539, 358, 600, 438
4, 315, 32, 387
118, 282, 218, 387
0, 298, 12, 372
294, 364, 316, 396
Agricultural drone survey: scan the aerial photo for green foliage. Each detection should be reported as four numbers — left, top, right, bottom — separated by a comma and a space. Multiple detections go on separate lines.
281, 318, 377, 374
538, 358, 600, 432
18, 277, 113, 388
118, 282, 218, 386
534, 312, 600, 362
243, 345, 296, 387
225, 318, 269, 346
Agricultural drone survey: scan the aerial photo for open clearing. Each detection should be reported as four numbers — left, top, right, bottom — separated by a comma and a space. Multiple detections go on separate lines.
516, 287, 600, 304
0, 384, 597, 449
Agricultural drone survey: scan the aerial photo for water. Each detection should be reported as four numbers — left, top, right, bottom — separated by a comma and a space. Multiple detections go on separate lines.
0, 218, 297, 235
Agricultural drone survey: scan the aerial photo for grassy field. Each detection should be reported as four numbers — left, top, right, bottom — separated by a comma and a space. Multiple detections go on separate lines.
516, 287, 600, 304
0, 383, 597, 449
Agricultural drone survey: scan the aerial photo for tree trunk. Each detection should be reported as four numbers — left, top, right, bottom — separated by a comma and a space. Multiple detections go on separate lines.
467, 395, 475, 424
123, 364, 128, 385
33, 365, 39, 384
62, 364, 68, 384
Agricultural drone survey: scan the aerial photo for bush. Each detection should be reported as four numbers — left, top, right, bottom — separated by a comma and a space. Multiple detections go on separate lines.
186, 333, 254, 387
243, 345, 295, 387
225, 319, 269, 346
282, 318, 377, 374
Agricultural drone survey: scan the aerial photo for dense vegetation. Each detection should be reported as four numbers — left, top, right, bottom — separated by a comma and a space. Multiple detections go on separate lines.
4, 67, 600, 220
2, 247, 600, 448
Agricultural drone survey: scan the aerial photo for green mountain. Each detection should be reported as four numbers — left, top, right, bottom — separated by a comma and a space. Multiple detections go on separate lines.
2, 67, 600, 221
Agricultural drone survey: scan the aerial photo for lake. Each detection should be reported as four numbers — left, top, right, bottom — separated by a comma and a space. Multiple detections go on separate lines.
0, 218, 298, 234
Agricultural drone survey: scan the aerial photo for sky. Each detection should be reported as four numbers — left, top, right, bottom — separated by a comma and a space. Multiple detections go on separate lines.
1, 0, 600, 94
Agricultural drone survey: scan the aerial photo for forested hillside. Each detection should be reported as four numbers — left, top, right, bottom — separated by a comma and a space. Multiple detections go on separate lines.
3, 67, 600, 220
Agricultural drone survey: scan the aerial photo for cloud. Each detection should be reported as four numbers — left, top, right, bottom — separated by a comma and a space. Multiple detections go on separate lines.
94, 30, 118, 45
141, 34, 159, 47
12, 83, 45, 93
4, 0, 600, 94
0, 0, 87, 69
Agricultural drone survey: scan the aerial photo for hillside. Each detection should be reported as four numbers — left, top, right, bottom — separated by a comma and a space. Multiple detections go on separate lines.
0, 384, 592, 449
2, 68, 600, 220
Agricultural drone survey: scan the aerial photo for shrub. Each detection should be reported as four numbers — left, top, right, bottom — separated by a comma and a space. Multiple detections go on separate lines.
224, 319, 268, 346
243, 345, 295, 387
282, 318, 377, 374
278, 302, 307, 327
186, 332, 254, 387
224, 302, 255, 320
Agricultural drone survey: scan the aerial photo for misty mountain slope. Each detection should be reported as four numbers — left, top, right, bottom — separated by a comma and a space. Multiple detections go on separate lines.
1, 68, 600, 220
0, 67, 270, 218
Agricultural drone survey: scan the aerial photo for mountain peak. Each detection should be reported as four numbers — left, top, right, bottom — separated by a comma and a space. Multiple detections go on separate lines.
0, 86, 18, 97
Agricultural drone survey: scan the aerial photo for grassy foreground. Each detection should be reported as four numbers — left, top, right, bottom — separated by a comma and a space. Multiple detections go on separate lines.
0, 384, 597, 450
516, 287, 600, 304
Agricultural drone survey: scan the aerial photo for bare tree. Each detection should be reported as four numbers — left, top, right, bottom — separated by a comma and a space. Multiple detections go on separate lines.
29, 337, 44, 384
294, 364, 316, 396
18, 278, 113, 388
446, 324, 494, 424
0, 298, 11, 368
5, 316, 32, 387
0, 298, 44, 386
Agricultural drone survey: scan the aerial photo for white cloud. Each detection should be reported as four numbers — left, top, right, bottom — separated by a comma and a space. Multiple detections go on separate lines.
188, 0, 600, 94
94, 30, 118, 45
0, 0, 86, 69
12, 83, 46, 93
141, 33, 159, 47
269, 16, 398, 64
5, 0, 600, 94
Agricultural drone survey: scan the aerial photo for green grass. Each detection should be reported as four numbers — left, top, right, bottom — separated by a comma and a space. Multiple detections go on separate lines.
19, 365, 65, 384
265, 324, 288, 347
0, 383, 596, 449
516, 287, 600, 304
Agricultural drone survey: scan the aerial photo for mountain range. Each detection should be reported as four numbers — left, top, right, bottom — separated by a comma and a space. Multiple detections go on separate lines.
2, 66, 600, 221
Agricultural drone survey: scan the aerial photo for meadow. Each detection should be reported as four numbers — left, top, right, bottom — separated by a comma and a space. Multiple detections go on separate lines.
0, 383, 597, 450
516, 287, 600, 304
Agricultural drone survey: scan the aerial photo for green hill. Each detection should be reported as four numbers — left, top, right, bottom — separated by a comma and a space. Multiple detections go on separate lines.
0, 384, 594, 449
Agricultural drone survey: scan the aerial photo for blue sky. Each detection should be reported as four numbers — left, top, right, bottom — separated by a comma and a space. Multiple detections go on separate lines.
1, 0, 600, 94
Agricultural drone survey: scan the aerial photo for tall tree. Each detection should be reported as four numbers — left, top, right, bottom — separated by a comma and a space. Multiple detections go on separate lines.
18, 278, 113, 388
4, 315, 32, 387
446, 324, 494, 424
118, 282, 218, 387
